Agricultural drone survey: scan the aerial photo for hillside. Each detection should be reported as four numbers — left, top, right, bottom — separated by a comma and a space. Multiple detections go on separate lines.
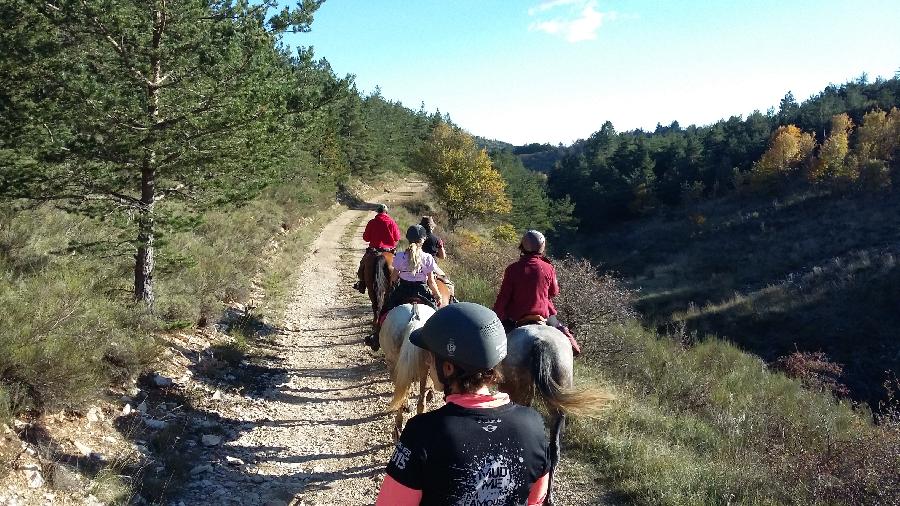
573, 186, 900, 406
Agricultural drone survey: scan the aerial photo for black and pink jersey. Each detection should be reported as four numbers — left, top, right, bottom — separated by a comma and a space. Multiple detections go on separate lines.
385, 396, 549, 506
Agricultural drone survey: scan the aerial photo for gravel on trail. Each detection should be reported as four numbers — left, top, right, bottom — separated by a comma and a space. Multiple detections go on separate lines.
172, 183, 422, 506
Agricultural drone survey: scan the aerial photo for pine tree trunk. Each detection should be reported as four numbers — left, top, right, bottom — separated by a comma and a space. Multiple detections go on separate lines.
135, 4, 165, 310
134, 165, 155, 308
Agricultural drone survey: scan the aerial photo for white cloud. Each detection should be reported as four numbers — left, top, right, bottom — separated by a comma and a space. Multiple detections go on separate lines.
528, 0, 583, 16
528, 0, 614, 43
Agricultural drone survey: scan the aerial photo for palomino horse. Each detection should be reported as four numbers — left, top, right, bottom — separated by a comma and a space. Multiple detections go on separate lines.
379, 303, 436, 440
499, 324, 610, 506
361, 251, 393, 327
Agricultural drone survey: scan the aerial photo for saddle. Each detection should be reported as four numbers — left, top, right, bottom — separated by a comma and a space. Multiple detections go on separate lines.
515, 314, 547, 327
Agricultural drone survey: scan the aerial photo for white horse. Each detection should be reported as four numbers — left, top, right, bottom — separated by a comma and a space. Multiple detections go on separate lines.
379, 303, 436, 440
499, 324, 612, 506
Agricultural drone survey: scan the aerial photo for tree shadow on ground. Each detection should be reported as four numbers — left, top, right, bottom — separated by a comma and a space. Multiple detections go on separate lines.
107, 313, 396, 504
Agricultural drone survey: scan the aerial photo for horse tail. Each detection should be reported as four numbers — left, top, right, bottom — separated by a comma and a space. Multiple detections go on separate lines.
531, 338, 612, 418
389, 335, 428, 411
373, 253, 389, 313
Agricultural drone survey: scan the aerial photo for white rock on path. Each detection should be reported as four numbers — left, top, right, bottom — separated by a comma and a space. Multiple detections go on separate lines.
190, 464, 213, 476
73, 440, 93, 457
143, 418, 168, 430
23, 465, 43, 489
153, 374, 174, 387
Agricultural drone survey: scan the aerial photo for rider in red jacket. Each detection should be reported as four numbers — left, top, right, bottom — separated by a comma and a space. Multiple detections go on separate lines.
493, 230, 581, 356
354, 204, 401, 293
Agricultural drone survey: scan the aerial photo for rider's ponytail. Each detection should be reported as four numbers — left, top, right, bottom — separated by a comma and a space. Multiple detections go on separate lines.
407, 241, 424, 275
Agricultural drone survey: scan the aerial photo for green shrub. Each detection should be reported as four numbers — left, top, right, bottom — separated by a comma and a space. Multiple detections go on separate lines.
0, 266, 156, 411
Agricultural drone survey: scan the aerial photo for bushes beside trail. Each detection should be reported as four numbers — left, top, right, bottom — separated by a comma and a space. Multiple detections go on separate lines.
0, 176, 335, 419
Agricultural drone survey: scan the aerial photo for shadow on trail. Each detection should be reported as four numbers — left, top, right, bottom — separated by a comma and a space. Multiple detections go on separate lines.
106, 316, 396, 504
258, 411, 388, 428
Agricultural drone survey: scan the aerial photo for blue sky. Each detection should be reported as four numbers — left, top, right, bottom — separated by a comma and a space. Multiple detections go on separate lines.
286, 0, 900, 145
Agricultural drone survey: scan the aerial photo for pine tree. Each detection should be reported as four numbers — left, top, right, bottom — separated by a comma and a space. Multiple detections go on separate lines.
0, 1, 323, 309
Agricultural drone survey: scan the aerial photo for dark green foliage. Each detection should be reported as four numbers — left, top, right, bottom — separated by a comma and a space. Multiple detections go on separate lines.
546, 77, 900, 231
0, 0, 330, 307
490, 149, 576, 237
0, 0, 440, 418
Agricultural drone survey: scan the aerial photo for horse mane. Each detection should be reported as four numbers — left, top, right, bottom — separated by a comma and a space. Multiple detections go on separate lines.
385, 304, 433, 412
389, 335, 429, 411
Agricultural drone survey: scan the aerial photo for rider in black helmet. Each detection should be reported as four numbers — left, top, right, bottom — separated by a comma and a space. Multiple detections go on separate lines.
375, 302, 550, 506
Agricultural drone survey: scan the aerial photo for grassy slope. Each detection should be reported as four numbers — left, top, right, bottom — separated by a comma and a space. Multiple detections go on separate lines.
574, 187, 900, 406
395, 192, 899, 505
0, 162, 338, 420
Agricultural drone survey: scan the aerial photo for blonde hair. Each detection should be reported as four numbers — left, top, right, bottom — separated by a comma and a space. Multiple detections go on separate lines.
406, 241, 424, 275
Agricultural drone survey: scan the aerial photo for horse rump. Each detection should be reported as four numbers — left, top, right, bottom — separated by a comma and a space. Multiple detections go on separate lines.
372, 252, 391, 312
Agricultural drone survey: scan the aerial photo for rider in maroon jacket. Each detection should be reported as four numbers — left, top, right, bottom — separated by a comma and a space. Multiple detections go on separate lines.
354, 204, 402, 293
493, 230, 581, 356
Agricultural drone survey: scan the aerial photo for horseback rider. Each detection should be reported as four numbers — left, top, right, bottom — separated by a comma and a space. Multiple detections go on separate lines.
419, 216, 446, 259
419, 216, 456, 302
354, 203, 401, 294
365, 224, 444, 351
492, 230, 581, 357
375, 302, 550, 506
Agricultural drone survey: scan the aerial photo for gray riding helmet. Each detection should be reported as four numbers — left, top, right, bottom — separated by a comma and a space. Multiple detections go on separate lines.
410, 302, 507, 372
520, 229, 546, 253
406, 224, 426, 243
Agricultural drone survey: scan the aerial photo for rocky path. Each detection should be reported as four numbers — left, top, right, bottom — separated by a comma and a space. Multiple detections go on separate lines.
173, 182, 423, 505
172, 179, 604, 506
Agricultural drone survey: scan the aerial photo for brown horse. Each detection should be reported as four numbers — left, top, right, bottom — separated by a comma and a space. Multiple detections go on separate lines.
361, 251, 393, 327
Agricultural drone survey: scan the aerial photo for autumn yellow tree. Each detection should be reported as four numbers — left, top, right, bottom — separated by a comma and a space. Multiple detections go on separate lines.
750, 125, 817, 190
415, 122, 511, 228
855, 107, 900, 190
809, 113, 855, 185
857, 108, 900, 162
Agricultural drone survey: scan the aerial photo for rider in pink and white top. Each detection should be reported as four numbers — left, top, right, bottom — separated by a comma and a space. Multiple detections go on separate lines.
392, 248, 436, 282
366, 225, 443, 351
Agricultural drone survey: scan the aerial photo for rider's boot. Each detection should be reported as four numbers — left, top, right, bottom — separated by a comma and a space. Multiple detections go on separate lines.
561, 325, 581, 358
354, 255, 367, 293
365, 326, 381, 352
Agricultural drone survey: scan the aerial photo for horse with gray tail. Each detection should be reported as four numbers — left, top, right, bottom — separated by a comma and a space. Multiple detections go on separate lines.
499, 323, 612, 506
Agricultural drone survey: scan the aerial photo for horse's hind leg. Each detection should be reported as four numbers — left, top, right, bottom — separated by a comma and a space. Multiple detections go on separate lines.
392, 409, 403, 441
393, 395, 411, 441
546, 411, 566, 506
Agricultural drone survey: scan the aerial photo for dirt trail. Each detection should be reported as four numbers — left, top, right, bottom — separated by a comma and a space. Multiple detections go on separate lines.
173, 182, 422, 505
173, 180, 602, 505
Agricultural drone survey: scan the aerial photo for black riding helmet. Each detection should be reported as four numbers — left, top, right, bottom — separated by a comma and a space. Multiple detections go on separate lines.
410, 302, 507, 373
406, 224, 426, 243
